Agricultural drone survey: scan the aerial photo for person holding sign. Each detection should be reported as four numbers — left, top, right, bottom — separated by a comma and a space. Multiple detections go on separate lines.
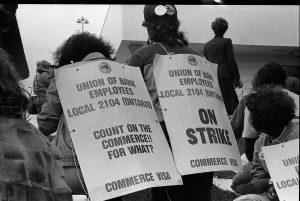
233, 86, 299, 201
0, 48, 72, 201
37, 32, 119, 199
127, 5, 214, 201
231, 62, 299, 197
203, 17, 242, 116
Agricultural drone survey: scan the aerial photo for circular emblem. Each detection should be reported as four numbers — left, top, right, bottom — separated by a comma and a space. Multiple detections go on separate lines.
165, 5, 176, 15
98, 62, 111, 74
154, 5, 167, 16
187, 55, 198, 66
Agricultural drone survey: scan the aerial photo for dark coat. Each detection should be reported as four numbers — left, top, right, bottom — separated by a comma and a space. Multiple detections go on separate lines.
0, 4, 29, 80
203, 36, 240, 83
204, 36, 241, 114
0, 111, 72, 201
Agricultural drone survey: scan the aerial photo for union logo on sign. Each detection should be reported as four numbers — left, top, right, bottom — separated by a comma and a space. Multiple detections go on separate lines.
98, 62, 112, 74
187, 55, 198, 66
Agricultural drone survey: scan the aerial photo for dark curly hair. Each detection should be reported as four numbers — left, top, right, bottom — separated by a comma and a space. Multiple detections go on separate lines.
142, 19, 188, 46
0, 48, 29, 111
252, 62, 287, 89
246, 86, 296, 137
53, 32, 115, 67
211, 17, 228, 37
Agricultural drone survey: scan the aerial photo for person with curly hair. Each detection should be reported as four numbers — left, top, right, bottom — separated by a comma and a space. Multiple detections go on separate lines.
0, 48, 72, 201
204, 17, 242, 115
127, 5, 213, 201
233, 86, 299, 201
37, 32, 118, 199
231, 62, 299, 161
230, 62, 299, 195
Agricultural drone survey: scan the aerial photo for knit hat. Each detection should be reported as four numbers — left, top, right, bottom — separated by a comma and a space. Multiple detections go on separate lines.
143, 5, 177, 25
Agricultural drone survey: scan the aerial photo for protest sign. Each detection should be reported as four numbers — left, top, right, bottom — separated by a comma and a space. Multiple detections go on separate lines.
262, 139, 299, 201
55, 60, 182, 200
153, 54, 242, 175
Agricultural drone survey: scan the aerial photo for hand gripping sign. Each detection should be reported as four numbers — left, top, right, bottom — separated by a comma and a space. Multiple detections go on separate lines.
262, 139, 299, 201
153, 54, 242, 175
55, 59, 182, 200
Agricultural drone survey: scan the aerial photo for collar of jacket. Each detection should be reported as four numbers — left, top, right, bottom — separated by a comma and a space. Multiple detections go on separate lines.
266, 121, 295, 144
82, 52, 106, 61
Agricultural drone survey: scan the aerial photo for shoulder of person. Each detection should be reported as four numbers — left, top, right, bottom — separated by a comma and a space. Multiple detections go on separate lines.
27, 121, 51, 145
183, 46, 203, 58
205, 38, 216, 44
135, 43, 165, 53
282, 88, 299, 98
225, 38, 233, 43
285, 121, 299, 140
131, 44, 154, 58
132, 43, 173, 61
254, 133, 269, 148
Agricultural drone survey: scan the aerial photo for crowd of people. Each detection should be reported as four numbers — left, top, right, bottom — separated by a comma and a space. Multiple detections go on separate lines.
230, 62, 299, 201
1, 4, 299, 201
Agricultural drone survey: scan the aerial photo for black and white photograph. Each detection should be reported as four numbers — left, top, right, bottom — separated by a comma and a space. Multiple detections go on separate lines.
0, 2, 299, 201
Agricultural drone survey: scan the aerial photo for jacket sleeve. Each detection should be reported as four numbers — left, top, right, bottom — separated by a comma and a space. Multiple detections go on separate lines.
128, 53, 144, 68
230, 95, 246, 139
28, 123, 72, 200
246, 137, 271, 193
49, 157, 73, 201
244, 178, 271, 194
37, 79, 63, 136
225, 38, 240, 84
128, 53, 145, 77
231, 162, 252, 194
231, 162, 271, 194
251, 139, 269, 180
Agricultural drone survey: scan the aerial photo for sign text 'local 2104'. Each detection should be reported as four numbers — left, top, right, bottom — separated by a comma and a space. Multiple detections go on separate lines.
153, 54, 243, 175
55, 60, 182, 201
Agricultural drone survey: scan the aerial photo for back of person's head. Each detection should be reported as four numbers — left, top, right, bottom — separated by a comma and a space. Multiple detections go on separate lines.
36, 60, 51, 73
252, 62, 287, 89
53, 32, 115, 67
142, 5, 188, 46
211, 17, 228, 37
246, 85, 296, 137
0, 48, 29, 111
37, 60, 51, 67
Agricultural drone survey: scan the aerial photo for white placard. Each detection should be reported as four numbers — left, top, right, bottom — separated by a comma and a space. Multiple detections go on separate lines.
262, 139, 299, 201
55, 60, 182, 200
153, 54, 242, 175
